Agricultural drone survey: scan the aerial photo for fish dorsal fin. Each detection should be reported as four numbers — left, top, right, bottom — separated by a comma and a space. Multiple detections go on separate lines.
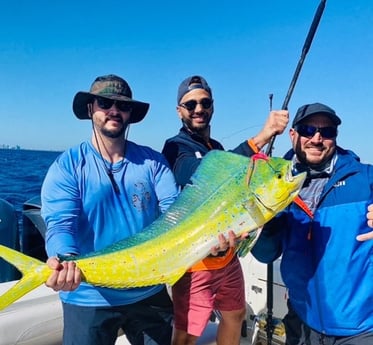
189, 150, 249, 195
161, 150, 250, 223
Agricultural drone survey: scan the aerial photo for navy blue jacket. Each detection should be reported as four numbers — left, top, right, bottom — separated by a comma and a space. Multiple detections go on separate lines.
162, 127, 256, 187
252, 147, 373, 336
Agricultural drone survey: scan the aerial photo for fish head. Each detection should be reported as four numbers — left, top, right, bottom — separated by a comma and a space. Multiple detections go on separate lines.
246, 153, 306, 213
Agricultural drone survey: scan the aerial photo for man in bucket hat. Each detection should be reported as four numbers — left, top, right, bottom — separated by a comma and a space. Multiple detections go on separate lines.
41, 74, 179, 345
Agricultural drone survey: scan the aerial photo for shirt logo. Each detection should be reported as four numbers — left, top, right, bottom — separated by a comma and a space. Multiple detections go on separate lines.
132, 182, 151, 211
334, 180, 346, 187
195, 151, 202, 159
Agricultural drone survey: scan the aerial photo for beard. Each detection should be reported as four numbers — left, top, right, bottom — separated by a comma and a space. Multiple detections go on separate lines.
182, 115, 211, 135
294, 141, 335, 169
97, 116, 129, 138
100, 126, 125, 138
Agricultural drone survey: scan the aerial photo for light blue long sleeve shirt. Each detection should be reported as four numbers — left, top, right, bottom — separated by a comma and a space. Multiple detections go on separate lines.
41, 140, 179, 306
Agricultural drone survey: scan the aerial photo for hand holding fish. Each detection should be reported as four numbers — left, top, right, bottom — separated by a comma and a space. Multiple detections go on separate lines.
210, 230, 237, 256
358, 203, 373, 241
46, 257, 81, 292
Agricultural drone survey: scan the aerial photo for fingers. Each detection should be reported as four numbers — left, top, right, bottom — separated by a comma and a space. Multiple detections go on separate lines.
268, 110, 289, 135
227, 230, 237, 247
357, 205, 373, 241
366, 204, 373, 226
210, 231, 238, 255
46, 256, 63, 270
46, 260, 81, 292
356, 230, 373, 242
253, 110, 289, 149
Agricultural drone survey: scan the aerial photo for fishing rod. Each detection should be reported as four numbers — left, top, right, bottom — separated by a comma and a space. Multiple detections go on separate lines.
266, 94, 274, 345
265, 0, 327, 156
264, 2, 327, 345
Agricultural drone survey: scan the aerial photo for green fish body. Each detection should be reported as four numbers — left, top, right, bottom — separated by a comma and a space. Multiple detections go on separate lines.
0, 151, 305, 310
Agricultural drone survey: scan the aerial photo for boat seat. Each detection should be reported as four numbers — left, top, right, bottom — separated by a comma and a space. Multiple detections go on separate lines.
0, 199, 22, 282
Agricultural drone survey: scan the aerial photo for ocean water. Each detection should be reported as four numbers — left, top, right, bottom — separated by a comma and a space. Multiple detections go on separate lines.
0, 149, 61, 215
0, 149, 62, 280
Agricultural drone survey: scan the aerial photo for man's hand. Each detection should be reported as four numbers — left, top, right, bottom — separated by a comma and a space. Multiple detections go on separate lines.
210, 230, 237, 256
357, 204, 373, 241
251, 110, 289, 150
46, 257, 81, 291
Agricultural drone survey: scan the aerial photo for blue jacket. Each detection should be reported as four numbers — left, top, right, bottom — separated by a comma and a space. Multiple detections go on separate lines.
252, 147, 373, 336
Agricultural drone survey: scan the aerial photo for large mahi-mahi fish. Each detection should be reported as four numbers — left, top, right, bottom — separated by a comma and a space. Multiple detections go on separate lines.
0, 151, 305, 310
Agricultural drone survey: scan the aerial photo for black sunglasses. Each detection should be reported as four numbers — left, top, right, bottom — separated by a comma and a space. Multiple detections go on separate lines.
179, 98, 213, 111
295, 124, 338, 139
95, 97, 132, 112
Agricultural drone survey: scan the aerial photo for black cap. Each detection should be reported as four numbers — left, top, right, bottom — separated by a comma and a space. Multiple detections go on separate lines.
292, 103, 342, 127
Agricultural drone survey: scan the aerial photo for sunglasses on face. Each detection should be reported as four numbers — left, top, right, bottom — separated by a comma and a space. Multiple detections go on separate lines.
179, 98, 213, 111
295, 124, 338, 139
95, 97, 132, 112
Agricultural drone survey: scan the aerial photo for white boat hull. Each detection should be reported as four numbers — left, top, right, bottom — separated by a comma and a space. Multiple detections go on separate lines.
0, 281, 62, 345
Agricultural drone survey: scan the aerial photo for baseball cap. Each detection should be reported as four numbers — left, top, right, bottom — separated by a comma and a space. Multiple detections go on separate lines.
177, 75, 212, 104
292, 103, 341, 127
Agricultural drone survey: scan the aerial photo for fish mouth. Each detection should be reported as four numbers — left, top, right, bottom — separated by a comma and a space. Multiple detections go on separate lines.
253, 167, 306, 212
286, 165, 307, 186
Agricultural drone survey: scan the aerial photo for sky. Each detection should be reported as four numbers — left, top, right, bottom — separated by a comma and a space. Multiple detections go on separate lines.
1, 0, 372, 162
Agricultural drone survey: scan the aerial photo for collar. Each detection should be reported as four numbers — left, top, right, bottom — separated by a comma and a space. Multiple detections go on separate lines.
291, 153, 338, 179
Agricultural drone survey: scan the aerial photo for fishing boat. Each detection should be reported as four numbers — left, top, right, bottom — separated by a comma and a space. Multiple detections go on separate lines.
0, 197, 287, 345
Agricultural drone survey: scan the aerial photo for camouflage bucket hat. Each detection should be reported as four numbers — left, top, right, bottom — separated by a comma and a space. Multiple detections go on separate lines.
72, 74, 150, 123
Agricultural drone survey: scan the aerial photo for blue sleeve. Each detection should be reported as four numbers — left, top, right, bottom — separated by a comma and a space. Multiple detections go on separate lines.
152, 153, 180, 213
41, 154, 81, 257
230, 141, 258, 157
162, 141, 202, 188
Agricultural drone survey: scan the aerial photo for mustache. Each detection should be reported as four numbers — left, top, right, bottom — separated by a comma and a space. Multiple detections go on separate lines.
305, 143, 324, 149
105, 115, 123, 123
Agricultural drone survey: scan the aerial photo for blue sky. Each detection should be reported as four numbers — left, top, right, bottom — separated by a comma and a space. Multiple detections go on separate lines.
1, 1, 372, 162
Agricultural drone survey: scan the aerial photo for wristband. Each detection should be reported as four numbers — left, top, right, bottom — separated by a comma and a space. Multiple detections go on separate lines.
247, 138, 259, 153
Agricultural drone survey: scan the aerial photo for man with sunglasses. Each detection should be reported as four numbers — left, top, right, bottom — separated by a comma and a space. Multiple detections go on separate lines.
41, 74, 179, 345
161, 75, 289, 345
252, 102, 373, 345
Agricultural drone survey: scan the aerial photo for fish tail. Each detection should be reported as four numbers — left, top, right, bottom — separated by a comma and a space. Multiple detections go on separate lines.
0, 244, 51, 310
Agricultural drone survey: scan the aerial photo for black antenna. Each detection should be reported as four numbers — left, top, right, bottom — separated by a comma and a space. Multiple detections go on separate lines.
266, 0, 327, 156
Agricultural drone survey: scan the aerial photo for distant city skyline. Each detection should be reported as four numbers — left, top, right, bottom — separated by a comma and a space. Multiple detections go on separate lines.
0, 144, 21, 150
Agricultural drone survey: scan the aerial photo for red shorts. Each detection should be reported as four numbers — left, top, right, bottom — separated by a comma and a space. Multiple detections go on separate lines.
172, 255, 245, 336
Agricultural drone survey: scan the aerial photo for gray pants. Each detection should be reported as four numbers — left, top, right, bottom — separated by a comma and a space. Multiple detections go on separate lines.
283, 300, 373, 345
